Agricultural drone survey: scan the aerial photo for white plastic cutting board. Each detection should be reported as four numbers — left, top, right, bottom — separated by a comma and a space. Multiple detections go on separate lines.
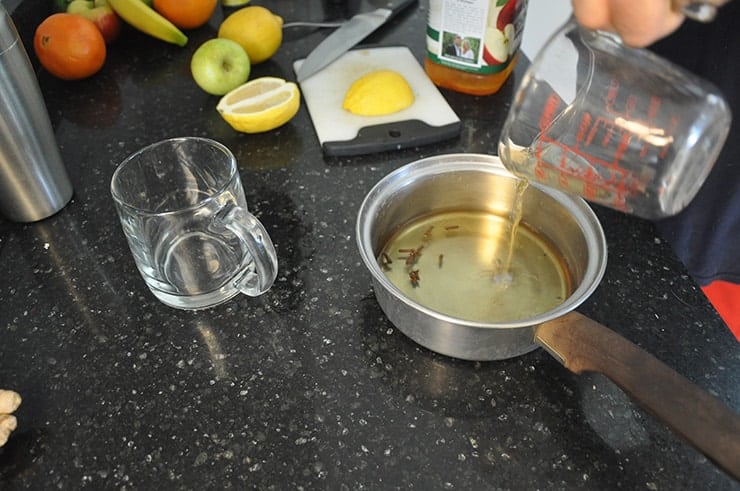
293, 46, 460, 156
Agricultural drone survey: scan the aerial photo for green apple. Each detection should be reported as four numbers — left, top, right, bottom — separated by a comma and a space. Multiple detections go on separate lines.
53, 0, 75, 13
67, 0, 94, 14
191, 38, 251, 96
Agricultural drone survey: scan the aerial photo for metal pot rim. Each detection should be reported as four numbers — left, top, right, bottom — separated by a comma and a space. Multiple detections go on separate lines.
356, 153, 608, 330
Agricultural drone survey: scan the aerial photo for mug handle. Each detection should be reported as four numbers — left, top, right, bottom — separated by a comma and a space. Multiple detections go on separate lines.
218, 206, 278, 296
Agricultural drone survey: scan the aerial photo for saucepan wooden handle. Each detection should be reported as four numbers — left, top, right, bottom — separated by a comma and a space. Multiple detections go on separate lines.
535, 311, 740, 479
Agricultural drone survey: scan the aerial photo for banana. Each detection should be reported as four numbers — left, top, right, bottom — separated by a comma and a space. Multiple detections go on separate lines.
107, 0, 187, 47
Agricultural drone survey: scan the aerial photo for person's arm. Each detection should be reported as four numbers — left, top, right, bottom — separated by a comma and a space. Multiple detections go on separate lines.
571, 0, 685, 46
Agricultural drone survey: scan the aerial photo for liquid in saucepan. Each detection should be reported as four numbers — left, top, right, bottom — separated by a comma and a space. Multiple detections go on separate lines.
378, 209, 571, 323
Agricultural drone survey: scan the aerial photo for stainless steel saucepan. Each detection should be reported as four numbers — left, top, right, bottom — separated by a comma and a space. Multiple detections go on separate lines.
356, 153, 740, 479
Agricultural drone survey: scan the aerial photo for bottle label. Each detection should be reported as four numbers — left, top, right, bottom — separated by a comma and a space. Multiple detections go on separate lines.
426, 0, 527, 75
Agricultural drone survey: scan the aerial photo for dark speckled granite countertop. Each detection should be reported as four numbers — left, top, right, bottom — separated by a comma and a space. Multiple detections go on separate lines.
1, 1, 738, 489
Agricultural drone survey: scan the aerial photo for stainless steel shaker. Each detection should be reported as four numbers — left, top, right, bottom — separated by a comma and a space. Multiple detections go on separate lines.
0, 4, 72, 222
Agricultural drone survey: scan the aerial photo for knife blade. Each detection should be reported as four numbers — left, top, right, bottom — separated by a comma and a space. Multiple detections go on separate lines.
296, 0, 416, 82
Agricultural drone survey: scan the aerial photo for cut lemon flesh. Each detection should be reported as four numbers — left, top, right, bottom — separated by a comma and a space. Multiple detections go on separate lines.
217, 77, 300, 133
343, 70, 415, 116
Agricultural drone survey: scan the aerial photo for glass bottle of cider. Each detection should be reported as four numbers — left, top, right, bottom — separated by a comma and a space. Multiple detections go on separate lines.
425, 0, 528, 96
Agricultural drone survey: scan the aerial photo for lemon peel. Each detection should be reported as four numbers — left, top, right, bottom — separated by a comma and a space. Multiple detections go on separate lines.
343, 70, 415, 116
218, 6, 283, 64
217, 77, 300, 133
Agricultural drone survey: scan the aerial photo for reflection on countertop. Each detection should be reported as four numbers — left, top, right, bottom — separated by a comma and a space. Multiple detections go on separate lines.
1, 0, 738, 489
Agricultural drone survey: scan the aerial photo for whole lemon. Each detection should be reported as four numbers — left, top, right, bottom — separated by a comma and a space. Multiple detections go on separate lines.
218, 6, 283, 64
343, 70, 415, 116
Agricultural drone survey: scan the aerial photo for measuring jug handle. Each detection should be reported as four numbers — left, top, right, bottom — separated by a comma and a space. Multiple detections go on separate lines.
218, 206, 278, 297
671, 0, 729, 22
535, 311, 740, 480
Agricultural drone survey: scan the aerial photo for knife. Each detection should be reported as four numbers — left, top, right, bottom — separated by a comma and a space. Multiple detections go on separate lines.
296, 0, 417, 82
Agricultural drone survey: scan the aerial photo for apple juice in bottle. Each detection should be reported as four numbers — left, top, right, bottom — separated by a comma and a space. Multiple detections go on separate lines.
425, 0, 527, 96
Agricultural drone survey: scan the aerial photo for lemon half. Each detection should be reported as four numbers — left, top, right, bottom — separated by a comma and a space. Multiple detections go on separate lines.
217, 77, 300, 133
343, 70, 415, 116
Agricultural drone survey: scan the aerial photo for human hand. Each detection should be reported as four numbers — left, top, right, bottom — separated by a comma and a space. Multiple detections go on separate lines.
571, 0, 685, 47
0, 390, 21, 447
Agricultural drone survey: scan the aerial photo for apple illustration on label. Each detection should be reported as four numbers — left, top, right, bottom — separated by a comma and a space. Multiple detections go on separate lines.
497, 0, 517, 30
191, 38, 251, 96
483, 23, 515, 65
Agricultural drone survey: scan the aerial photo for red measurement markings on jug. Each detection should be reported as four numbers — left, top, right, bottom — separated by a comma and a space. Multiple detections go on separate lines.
535, 92, 628, 204
604, 78, 677, 161
532, 79, 678, 210
536, 127, 631, 209
539, 92, 562, 131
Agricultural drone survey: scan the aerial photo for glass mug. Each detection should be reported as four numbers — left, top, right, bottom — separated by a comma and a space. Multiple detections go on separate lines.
498, 17, 731, 219
111, 137, 278, 310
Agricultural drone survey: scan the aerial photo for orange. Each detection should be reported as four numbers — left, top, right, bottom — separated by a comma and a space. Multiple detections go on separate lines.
153, 0, 217, 30
34, 13, 106, 81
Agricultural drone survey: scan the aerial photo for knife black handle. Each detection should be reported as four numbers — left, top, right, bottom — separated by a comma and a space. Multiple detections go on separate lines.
383, 0, 417, 21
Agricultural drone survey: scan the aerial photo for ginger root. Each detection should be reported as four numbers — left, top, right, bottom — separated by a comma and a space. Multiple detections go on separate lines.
0, 389, 21, 447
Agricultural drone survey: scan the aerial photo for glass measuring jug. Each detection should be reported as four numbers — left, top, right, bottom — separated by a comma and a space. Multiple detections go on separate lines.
498, 17, 731, 219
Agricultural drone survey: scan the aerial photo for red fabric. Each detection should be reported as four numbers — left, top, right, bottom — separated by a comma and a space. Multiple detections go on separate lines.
701, 280, 740, 341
